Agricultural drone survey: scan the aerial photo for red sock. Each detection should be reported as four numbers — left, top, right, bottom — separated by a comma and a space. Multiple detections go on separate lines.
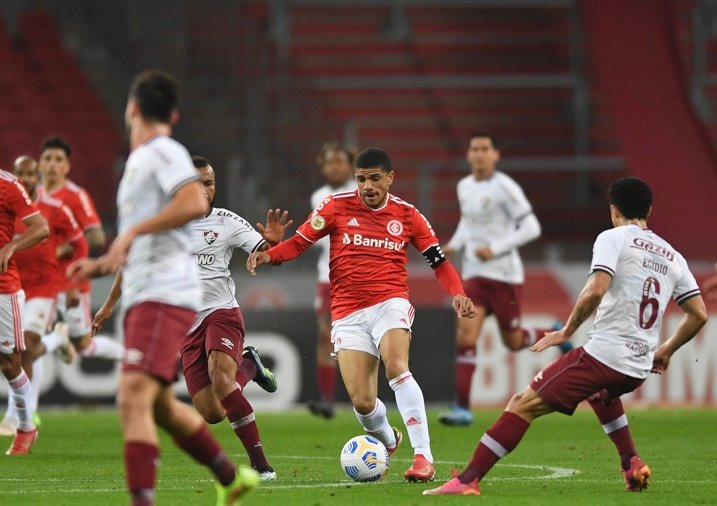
455, 345, 476, 409
588, 394, 637, 470
521, 327, 553, 348
173, 424, 236, 486
236, 358, 257, 388
459, 411, 530, 483
124, 441, 159, 506
221, 388, 271, 471
316, 364, 336, 403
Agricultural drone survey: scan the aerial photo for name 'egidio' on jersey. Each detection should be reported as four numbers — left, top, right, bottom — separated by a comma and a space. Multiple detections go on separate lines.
117, 135, 201, 311
446, 172, 539, 284
310, 181, 357, 284
189, 207, 265, 330
583, 224, 700, 379
296, 190, 439, 321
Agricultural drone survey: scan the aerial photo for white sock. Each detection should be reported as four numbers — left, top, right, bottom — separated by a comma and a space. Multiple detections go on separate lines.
389, 371, 433, 462
354, 399, 397, 450
81, 335, 124, 361
8, 370, 34, 431
42, 330, 64, 353
30, 356, 44, 413
4, 391, 18, 422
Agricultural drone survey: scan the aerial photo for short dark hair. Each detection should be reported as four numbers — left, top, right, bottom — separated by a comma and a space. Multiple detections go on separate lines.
608, 176, 653, 220
469, 131, 498, 149
316, 142, 355, 167
192, 155, 212, 169
40, 136, 72, 158
354, 147, 392, 172
128, 70, 180, 123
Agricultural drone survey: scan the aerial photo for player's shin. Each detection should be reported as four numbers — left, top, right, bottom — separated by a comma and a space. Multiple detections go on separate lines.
353, 398, 396, 449
8, 369, 34, 431
29, 356, 44, 413
455, 346, 476, 409
389, 371, 432, 462
459, 411, 530, 483
173, 423, 237, 486
80, 335, 125, 360
588, 395, 637, 470
124, 441, 159, 506
220, 386, 271, 472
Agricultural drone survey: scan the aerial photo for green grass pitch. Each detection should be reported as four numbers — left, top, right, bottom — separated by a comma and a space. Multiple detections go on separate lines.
3, 407, 716, 505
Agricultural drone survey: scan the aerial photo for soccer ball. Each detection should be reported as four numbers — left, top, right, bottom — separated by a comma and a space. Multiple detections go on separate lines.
340, 435, 389, 482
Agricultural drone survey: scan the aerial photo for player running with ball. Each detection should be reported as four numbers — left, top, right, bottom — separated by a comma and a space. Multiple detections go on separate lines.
247, 148, 477, 482
425, 176, 707, 496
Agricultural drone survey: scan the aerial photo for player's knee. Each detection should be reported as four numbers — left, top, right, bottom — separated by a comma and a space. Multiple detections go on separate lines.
382, 359, 408, 381
350, 394, 376, 415
208, 361, 237, 400
198, 405, 226, 425
71, 335, 91, 352
501, 329, 524, 351
506, 391, 526, 412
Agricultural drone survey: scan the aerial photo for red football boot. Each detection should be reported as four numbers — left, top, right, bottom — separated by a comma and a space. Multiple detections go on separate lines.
6, 428, 38, 455
404, 454, 435, 482
423, 476, 481, 495
623, 455, 651, 492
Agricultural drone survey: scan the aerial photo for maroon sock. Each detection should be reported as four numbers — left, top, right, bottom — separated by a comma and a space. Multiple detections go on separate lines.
588, 395, 637, 470
124, 441, 159, 506
221, 388, 271, 471
459, 411, 530, 483
521, 327, 553, 348
455, 345, 476, 409
316, 364, 336, 403
236, 358, 257, 388
173, 424, 236, 486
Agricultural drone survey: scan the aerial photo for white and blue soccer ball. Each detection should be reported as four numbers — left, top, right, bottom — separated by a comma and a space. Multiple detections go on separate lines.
340, 435, 389, 482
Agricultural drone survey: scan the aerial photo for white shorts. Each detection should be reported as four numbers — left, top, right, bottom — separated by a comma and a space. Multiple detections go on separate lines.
0, 290, 25, 354
56, 291, 92, 338
23, 297, 56, 335
331, 297, 415, 358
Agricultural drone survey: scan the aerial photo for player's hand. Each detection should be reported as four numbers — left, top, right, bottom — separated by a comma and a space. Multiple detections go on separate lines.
56, 242, 75, 259
530, 328, 570, 352
91, 303, 114, 337
67, 258, 102, 283
702, 273, 717, 302
257, 208, 293, 246
66, 288, 81, 309
246, 251, 271, 276
452, 294, 477, 318
650, 345, 671, 374
443, 246, 456, 256
0, 244, 15, 273
101, 230, 137, 274
476, 247, 494, 261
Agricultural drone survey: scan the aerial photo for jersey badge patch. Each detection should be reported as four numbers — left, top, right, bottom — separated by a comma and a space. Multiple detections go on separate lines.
387, 219, 403, 236
311, 215, 326, 230
204, 230, 219, 245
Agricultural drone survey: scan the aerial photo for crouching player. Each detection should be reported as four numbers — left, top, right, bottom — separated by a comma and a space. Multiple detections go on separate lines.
425, 177, 707, 495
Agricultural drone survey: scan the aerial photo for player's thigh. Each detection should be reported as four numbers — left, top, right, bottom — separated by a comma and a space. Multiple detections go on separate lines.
0, 291, 25, 357
337, 349, 380, 413
455, 305, 486, 346
154, 384, 203, 438
377, 328, 411, 379
207, 348, 239, 399
190, 385, 225, 424
116, 370, 162, 421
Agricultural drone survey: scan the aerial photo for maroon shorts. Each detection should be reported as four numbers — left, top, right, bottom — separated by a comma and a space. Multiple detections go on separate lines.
464, 276, 523, 331
314, 282, 331, 317
123, 301, 196, 385
181, 307, 246, 397
530, 347, 644, 415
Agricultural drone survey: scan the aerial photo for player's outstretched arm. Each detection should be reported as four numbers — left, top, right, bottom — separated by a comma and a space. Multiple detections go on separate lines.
703, 273, 717, 302
531, 271, 612, 352
651, 295, 707, 374
0, 213, 49, 272
92, 270, 123, 337
257, 208, 293, 247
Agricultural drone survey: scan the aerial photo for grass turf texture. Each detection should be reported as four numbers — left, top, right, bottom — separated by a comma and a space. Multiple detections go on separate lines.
3, 407, 715, 505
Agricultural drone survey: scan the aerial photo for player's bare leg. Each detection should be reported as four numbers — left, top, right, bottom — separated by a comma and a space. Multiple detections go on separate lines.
71, 332, 124, 362
309, 315, 336, 419
206, 349, 275, 480
439, 307, 485, 426
500, 325, 570, 353
378, 328, 434, 481
426, 386, 552, 495
0, 351, 37, 454
588, 391, 650, 491
338, 349, 401, 452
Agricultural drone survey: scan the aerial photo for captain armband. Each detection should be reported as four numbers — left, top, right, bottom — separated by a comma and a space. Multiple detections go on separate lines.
422, 244, 447, 269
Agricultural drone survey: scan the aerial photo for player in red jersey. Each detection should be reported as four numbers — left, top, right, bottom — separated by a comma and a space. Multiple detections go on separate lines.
0, 156, 88, 436
424, 177, 708, 496
0, 168, 49, 454
38, 137, 124, 363
248, 148, 477, 482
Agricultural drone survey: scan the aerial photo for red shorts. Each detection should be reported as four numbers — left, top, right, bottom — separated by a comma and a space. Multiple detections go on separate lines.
530, 347, 644, 415
464, 276, 522, 331
314, 282, 331, 317
122, 301, 196, 385
182, 307, 246, 397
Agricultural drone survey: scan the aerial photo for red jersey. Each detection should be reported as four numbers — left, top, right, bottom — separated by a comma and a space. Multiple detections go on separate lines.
47, 181, 101, 293
0, 171, 40, 294
15, 195, 85, 299
294, 191, 440, 320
